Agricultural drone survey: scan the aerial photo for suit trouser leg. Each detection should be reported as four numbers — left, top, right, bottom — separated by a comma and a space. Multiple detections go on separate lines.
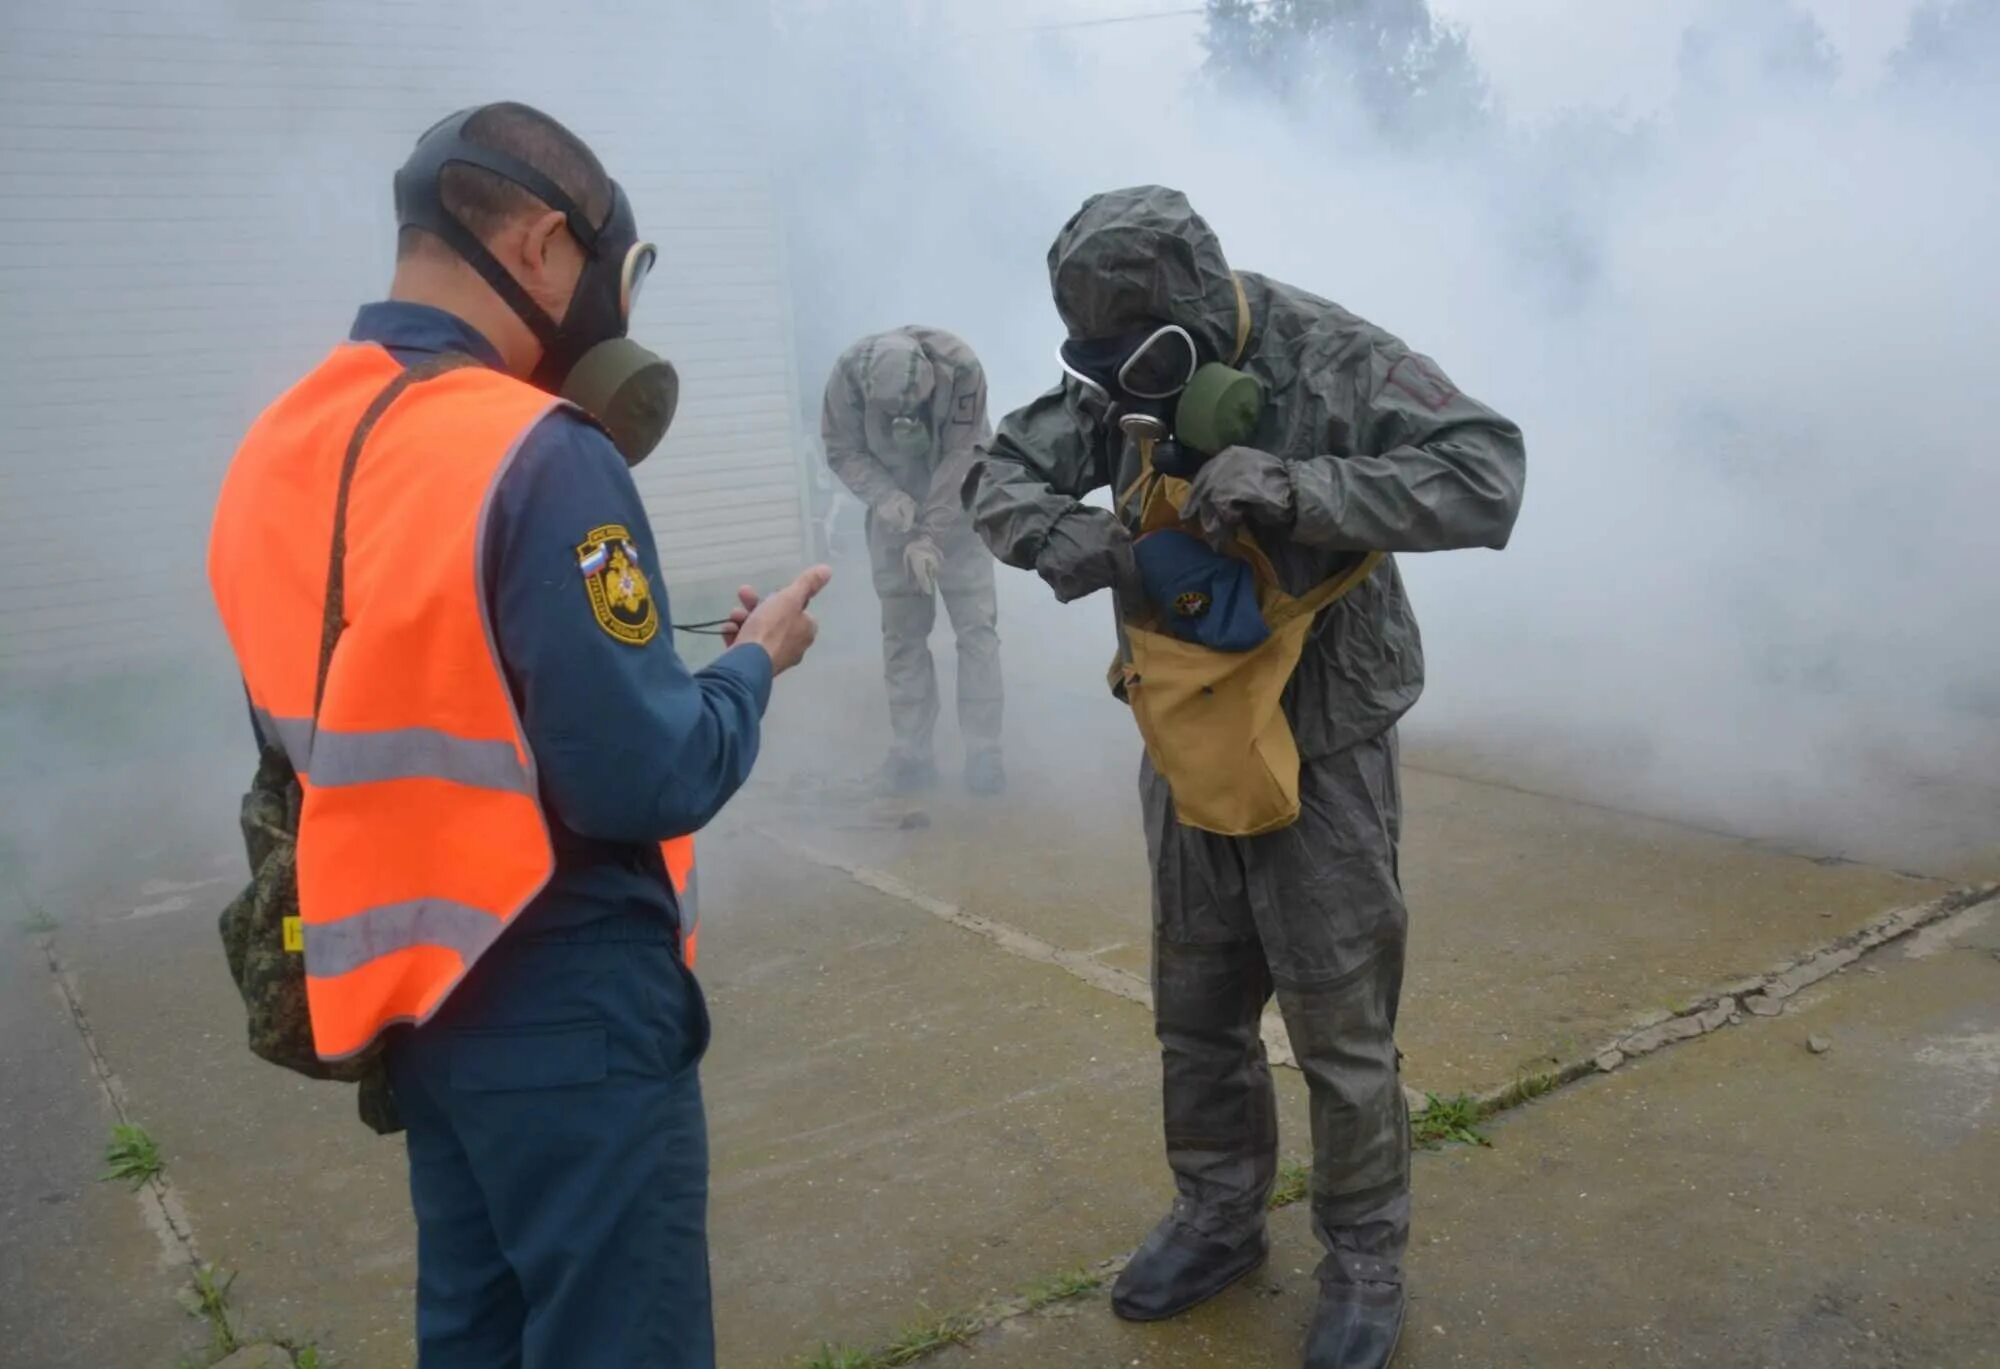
937, 527, 1002, 754
388, 914, 715, 1368
1143, 731, 1411, 1281
869, 522, 939, 763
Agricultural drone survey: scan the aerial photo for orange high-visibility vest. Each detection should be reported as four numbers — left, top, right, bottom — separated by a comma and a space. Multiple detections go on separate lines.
209, 341, 697, 1061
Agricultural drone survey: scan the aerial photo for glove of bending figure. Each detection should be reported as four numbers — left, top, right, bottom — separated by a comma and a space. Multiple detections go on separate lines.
876, 491, 919, 535
1180, 446, 1295, 549
903, 536, 944, 594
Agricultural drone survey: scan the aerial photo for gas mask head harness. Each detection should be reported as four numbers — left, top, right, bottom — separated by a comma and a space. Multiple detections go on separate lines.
394, 107, 678, 464
1057, 277, 1262, 479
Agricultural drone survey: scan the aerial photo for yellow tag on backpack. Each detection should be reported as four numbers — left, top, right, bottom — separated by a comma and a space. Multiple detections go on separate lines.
1117, 446, 1381, 837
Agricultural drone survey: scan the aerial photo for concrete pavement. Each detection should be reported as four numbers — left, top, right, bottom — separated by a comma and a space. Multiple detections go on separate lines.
3, 575, 1996, 1367
935, 894, 2000, 1369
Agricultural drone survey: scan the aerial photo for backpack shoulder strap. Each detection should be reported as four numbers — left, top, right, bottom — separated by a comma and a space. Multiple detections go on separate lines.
309, 353, 480, 727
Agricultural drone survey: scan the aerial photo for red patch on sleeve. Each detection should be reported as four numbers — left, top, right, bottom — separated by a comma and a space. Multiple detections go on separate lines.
1385, 353, 1459, 412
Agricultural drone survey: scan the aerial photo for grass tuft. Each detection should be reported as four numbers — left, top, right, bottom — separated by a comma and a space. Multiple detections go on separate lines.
798, 1348, 876, 1369
1269, 1157, 1313, 1209
100, 1122, 164, 1188
1020, 1266, 1103, 1310
188, 1263, 241, 1356
1412, 1092, 1492, 1150
879, 1311, 980, 1366
1489, 1069, 1562, 1112
19, 903, 56, 936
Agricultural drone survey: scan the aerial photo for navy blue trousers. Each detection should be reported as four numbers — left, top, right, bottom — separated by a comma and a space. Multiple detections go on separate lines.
386, 911, 713, 1368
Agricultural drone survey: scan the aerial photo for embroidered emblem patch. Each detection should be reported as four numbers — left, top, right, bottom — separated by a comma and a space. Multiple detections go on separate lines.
576, 523, 658, 645
1174, 590, 1212, 619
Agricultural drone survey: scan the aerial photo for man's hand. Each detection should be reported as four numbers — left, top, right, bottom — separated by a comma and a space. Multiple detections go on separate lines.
903, 536, 944, 595
718, 584, 759, 648
734, 565, 832, 675
876, 492, 919, 535
1181, 446, 1296, 549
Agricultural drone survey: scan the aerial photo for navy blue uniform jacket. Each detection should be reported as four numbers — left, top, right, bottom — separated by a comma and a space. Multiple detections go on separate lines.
342, 300, 772, 936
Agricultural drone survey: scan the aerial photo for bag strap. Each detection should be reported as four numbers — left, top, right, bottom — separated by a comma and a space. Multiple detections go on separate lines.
1266, 550, 1385, 627
309, 353, 478, 734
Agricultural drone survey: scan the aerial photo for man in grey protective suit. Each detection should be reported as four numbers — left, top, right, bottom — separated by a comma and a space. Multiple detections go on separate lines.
966, 187, 1524, 1368
824, 326, 1005, 795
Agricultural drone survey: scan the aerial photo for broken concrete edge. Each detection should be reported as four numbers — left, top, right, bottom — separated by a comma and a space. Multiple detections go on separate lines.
760, 827, 1987, 1131
786, 1254, 1134, 1369
38, 934, 204, 1271
1507, 882, 2000, 1097
780, 882, 2000, 1367
38, 931, 321, 1368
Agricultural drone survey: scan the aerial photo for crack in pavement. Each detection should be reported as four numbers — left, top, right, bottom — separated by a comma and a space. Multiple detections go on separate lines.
763, 832, 1997, 1103
1576, 883, 2000, 1088
33, 932, 202, 1274
764, 874, 2000, 1368
760, 829, 1301, 1069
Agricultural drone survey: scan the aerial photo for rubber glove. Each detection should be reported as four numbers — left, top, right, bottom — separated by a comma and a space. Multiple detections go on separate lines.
1181, 445, 1295, 548
876, 491, 919, 535
903, 536, 944, 594
1036, 507, 1144, 617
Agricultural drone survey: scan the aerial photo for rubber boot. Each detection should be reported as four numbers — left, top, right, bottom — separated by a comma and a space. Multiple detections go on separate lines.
1110, 1208, 1268, 1323
1303, 1274, 1405, 1368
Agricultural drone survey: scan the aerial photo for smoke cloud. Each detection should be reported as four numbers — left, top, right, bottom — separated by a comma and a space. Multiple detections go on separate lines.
775, 0, 2000, 871
2, 0, 1995, 915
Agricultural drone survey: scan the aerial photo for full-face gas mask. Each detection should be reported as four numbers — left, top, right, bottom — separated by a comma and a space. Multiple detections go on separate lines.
1058, 323, 1261, 479
886, 410, 933, 461
394, 107, 678, 464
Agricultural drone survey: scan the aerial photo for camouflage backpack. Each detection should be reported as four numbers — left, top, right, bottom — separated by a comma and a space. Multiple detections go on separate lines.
216, 356, 471, 1134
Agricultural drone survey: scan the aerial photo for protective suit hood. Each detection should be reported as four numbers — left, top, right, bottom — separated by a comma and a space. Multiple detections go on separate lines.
1047, 186, 1242, 364
852, 330, 940, 456
859, 332, 938, 414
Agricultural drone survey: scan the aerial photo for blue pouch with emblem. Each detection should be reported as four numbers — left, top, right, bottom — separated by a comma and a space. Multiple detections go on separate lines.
1133, 529, 1270, 653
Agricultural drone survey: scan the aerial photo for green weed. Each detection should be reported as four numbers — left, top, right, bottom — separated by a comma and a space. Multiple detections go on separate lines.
100, 1122, 163, 1188
1020, 1266, 1103, 1309
188, 1263, 241, 1356
1489, 1069, 1562, 1112
1269, 1157, 1313, 1208
877, 1310, 979, 1366
1412, 1092, 1492, 1150
799, 1346, 875, 1369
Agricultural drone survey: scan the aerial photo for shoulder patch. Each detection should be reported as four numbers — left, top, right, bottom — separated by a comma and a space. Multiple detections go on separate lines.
1384, 351, 1459, 412
575, 523, 658, 645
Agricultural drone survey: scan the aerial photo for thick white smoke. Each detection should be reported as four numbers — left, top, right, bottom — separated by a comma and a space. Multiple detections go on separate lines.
1, 0, 1992, 914
774, 0, 2000, 871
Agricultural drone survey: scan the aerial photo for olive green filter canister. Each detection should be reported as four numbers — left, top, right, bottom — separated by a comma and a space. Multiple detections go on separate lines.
1174, 362, 1264, 457
561, 337, 681, 465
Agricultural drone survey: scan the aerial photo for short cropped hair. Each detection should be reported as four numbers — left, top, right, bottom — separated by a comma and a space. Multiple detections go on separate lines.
398, 102, 612, 260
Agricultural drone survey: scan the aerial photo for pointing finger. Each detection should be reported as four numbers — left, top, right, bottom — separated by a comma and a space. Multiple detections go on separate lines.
792, 564, 833, 603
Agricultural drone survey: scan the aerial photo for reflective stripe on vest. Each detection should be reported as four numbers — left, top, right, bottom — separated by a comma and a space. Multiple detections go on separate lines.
211, 343, 560, 1059
253, 708, 533, 793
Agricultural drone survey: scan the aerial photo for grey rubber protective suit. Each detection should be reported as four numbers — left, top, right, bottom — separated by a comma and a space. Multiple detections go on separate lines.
823, 326, 1002, 763
967, 187, 1525, 1286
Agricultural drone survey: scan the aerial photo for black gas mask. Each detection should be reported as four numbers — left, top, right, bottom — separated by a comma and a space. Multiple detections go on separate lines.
393, 108, 678, 464
1059, 323, 1262, 480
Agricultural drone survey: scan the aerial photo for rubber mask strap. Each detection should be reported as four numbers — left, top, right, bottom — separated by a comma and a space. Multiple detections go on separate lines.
1228, 274, 1252, 367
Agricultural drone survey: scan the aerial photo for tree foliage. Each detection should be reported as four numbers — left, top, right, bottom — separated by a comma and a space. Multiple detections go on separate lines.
1202, 0, 1489, 143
